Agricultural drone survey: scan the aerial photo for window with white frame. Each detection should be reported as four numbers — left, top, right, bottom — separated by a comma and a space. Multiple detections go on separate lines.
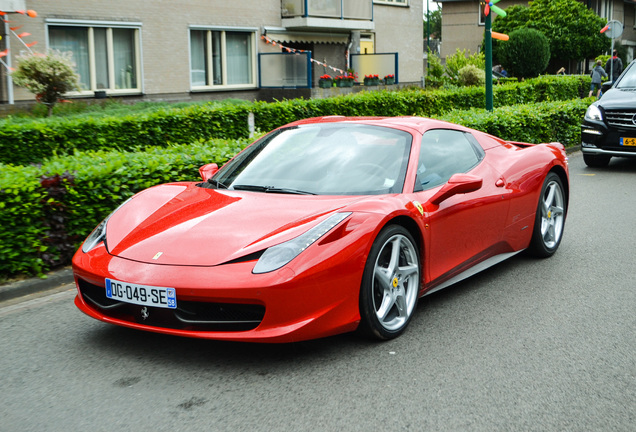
374, 0, 408, 5
48, 22, 141, 93
190, 28, 256, 89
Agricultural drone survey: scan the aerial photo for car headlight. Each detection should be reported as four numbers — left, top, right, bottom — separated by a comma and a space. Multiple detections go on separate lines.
252, 212, 351, 274
81, 198, 132, 253
585, 105, 603, 121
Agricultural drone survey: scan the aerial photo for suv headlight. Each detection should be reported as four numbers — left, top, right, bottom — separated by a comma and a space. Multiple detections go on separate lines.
584, 105, 603, 121
252, 212, 351, 274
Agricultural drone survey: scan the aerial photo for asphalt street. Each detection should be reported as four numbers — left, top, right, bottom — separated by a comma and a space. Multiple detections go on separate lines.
0, 151, 634, 432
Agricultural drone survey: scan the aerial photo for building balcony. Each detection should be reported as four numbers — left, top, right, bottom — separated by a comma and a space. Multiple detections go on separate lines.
281, 0, 374, 31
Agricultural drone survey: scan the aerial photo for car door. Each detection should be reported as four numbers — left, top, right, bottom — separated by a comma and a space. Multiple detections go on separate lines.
414, 129, 510, 285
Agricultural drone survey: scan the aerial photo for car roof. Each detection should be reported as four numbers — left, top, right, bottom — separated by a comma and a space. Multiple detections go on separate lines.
284, 116, 469, 135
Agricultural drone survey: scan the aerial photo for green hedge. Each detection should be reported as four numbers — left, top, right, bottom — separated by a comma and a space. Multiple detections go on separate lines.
0, 138, 251, 278
0, 164, 47, 275
0, 75, 589, 165
439, 98, 592, 147
251, 75, 589, 133
0, 97, 590, 279
0, 105, 250, 166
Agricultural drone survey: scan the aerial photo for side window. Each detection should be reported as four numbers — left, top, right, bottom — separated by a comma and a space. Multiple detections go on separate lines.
417, 129, 482, 190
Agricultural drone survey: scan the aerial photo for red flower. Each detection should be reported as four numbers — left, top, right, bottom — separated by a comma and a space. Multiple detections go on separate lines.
320, 74, 332, 80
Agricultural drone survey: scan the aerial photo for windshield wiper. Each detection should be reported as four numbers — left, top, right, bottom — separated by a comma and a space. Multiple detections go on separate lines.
232, 184, 316, 195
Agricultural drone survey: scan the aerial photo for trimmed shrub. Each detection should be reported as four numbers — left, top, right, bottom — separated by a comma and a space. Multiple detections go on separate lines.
11, 51, 80, 116
0, 75, 589, 165
457, 65, 486, 87
440, 98, 591, 147
0, 104, 251, 166
0, 137, 253, 278
499, 28, 551, 78
0, 98, 590, 279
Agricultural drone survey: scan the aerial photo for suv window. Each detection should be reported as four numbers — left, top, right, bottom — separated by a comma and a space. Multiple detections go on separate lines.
616, 62, 636, 89
416, 129, 482, 190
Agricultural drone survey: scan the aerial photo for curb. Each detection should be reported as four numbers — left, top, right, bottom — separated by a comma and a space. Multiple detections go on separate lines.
0, 268, 74, 303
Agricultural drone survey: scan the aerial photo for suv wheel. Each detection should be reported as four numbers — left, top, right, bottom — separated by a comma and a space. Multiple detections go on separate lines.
583, 154, 611, 167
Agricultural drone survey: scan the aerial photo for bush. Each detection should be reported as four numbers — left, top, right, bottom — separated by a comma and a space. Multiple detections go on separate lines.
457, 65, 485, 86
0, 96, 590, 279
426, 50, 446, 88
499, 28, 551, 78
0, 103, 251, 165
444, 48, 486, 82
0, 137, 253, 278
11, 51, 80, 116
0, 75, 590, 165
440, 98, 591, 147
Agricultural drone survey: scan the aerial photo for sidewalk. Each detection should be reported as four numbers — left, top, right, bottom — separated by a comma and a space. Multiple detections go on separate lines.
0, 267, 74, 302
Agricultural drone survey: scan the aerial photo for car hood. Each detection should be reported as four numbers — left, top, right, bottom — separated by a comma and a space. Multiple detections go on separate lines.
105, 182, 365, 266
598, 88, 636, 109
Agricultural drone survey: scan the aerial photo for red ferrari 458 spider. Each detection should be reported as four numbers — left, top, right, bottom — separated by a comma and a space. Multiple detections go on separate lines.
73, 116, 569, 342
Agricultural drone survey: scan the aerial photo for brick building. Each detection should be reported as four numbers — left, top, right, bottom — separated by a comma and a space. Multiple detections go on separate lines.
0, 0, 423, 105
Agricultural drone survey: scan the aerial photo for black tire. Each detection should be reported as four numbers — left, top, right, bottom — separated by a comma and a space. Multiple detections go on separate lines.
583, 153, 611, 168
358, 225, 421, 340
527, 172, 567, 258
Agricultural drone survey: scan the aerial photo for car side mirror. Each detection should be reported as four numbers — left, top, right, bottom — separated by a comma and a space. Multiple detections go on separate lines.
199, 163, 219, 181
601, 81, 613, 93
429, 173, 483, 206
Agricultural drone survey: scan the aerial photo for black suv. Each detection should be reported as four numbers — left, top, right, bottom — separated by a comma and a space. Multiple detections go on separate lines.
581, 60, 636, 167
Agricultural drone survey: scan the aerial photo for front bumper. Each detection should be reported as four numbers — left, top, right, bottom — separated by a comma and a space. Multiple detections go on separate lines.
72, 244, 365, 343
581, 121, 636, 158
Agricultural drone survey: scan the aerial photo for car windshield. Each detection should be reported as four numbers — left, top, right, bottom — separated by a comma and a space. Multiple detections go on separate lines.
616, 63, 636, 89
211, 123, 412, 195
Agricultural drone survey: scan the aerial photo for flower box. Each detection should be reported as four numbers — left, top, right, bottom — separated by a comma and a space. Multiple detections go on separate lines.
334, 74, 355, 88
319, 79, 333, 88
364, 74, 380, 86
384, 75, 395, 85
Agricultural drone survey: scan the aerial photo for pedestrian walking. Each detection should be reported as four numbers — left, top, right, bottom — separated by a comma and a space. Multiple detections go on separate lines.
589, 60, 608, 98
604, 49, 623, 82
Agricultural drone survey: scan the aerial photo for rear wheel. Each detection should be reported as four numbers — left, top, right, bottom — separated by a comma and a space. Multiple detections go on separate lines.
358, 225, 420, 340
583, 153, 611, 167
528, 172, 566, 258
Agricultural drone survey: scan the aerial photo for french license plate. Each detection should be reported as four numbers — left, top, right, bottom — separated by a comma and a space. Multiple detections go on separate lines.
620, 137, 636, 146
105, 278, 177, 309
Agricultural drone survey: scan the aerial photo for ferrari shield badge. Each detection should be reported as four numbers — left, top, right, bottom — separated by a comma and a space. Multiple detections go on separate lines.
413, 201, 424, 215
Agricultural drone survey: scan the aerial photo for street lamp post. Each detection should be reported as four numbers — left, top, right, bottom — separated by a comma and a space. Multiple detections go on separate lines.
485, 12, 493, 111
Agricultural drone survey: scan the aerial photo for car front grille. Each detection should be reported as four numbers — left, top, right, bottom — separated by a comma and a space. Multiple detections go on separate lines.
77, 278, 265, 332
605, 109, 636, 129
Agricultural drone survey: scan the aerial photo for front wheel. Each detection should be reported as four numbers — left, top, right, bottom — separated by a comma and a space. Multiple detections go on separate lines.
528, 172, 567, 258
358, 225, 421, 340
583, 153, 611, 167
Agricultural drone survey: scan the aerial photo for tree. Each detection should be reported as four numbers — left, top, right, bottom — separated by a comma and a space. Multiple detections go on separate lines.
11, 51, 80, 116
492, 0, 608, 67
499, 28, 550, 78
424, 9, 442, 40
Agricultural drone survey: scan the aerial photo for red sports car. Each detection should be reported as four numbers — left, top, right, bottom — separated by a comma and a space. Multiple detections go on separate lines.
73, 116, 569, 342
